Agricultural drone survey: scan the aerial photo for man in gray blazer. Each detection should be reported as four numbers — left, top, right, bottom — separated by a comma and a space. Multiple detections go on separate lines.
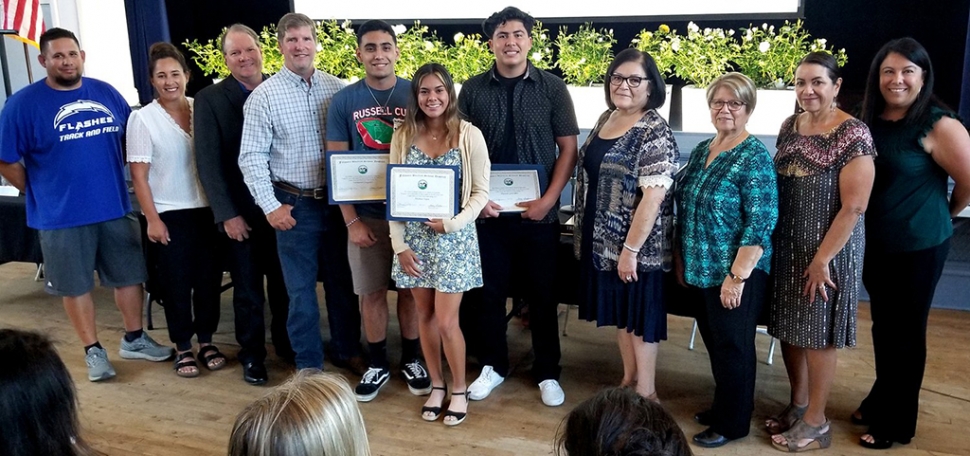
194, 23, 293, 385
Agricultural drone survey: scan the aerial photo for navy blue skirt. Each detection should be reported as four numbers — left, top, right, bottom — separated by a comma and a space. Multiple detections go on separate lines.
578, 255, 667, 343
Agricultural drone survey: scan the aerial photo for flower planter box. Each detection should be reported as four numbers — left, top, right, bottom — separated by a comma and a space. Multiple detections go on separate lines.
568, 85, 672, 130
680, 85, 797, 136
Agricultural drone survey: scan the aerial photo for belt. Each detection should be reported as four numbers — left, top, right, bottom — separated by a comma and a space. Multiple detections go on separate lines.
272, 181, 327, 199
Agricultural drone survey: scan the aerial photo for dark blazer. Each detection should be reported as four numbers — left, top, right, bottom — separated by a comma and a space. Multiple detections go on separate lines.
194, 74, 267, 225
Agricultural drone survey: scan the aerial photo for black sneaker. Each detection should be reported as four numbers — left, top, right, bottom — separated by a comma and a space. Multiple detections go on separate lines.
355, 366, 390, 402
401, 359, 432, 395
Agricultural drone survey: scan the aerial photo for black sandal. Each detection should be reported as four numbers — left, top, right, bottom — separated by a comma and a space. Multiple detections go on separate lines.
198, 345, 227, 371
443, 391, 467, 427
174, 351, 200, 378
421, 386, 447, 421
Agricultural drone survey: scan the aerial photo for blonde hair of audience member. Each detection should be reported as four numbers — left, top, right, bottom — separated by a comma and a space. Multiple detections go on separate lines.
228, 371, 370, 456
555, 387, 692, 456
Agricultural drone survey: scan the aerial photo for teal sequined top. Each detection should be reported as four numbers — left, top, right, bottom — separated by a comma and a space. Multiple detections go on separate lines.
675, 135, 779, 288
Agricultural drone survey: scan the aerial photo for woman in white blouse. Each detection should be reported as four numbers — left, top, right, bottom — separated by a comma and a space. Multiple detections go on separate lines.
128, 42, 225, 378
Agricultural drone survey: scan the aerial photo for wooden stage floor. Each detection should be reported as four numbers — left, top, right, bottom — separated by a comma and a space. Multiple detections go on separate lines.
1, 262, 968, 455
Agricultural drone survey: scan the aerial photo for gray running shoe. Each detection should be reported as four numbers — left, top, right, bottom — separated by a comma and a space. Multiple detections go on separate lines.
119, 332, 174, 361
85, 346, 116, 382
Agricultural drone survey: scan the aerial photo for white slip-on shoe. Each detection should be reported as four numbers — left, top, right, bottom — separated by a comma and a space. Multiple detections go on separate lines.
539, 379, 565, 406
467, 365, 505, 400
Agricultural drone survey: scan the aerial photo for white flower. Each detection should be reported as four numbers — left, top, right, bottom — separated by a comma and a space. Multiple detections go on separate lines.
728, 29, 735, 36
704, 28, 711, 35
341, 19, 352, 30
392, 24, 407, 35
424, 41, 434, 50
745, 29, 754, 41
759, 41, 771, 53
688, 22, 699, 33
541, 33, 548, 40
762, 23, 768, 30
717, 30, 725, 39
817, 38, 827, 46
454, 32, 464, 43
316, 43, 323, 51
671, 37, 681, 52
532, 52, 542, 61
769, 25, 775, 33
578, 57, 586, 64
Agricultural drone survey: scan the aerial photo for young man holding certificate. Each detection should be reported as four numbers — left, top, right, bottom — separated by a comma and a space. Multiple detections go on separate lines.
326, 20, 431, 402
457, 6, 580, 407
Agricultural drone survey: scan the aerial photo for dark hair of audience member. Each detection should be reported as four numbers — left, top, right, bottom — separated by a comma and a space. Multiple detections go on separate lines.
555, 387, 693, 456
0, 328, 100, 456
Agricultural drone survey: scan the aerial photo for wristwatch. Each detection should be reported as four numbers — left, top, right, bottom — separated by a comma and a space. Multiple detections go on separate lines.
729, 272, 747, 284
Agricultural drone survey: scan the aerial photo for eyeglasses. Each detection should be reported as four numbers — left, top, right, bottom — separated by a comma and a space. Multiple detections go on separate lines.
609, 74, 645, 88
709, 100, 747, 111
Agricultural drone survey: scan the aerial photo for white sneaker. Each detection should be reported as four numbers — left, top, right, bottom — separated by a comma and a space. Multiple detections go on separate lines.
539, 379, 565, 406
468, 365, 504, 400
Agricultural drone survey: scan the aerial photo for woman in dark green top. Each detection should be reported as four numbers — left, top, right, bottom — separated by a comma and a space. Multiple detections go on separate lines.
856, 37, 970, 450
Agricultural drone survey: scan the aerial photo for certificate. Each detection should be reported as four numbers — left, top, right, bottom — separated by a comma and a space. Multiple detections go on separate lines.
325, 151, 390, 204
386, 164, 460, 222
489, 164, 546, 212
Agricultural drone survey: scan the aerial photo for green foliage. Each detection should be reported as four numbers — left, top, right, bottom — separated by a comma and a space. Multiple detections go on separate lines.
631, 24, 676, 79
445, 32, 492, 83
529, 20, 554, 70
668, 22, 738, 87
258, 25, 283, 75
734, 20, 848, 88
184, 34, 229, 78
315, 20, 363, 80
394, 21, 448, 80
555, 23, 615, 86
184, 19, 848, 91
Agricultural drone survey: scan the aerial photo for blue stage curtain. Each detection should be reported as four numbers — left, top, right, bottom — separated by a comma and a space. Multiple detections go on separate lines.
962, 7, 970, 123
125, 0, 170, 106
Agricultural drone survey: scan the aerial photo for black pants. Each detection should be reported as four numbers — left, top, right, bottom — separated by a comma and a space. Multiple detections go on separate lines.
461, 218, 562, 381
225, 215, 292, 364
690, 269, 768, 439
151, 208, 223, 350
859, 239, 950, 442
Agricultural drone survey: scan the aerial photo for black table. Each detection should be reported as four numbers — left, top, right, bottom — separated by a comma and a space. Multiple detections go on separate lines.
0, 195, 43, 265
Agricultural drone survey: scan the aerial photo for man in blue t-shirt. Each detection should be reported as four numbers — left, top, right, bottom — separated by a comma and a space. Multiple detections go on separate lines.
0, 28, 174, 382
325, 19, 429, 402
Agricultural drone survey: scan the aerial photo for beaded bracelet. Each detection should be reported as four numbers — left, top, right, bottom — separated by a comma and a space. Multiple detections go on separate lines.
345, 216, 360, 227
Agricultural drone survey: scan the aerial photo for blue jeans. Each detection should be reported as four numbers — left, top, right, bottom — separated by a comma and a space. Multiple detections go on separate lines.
273, 187, 361, 370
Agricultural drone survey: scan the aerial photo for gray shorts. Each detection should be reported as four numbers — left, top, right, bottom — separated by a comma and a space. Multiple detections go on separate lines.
347, 216, 393, 295
38, 216, 148, 297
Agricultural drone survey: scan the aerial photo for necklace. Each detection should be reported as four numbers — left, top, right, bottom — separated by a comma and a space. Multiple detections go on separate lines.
365, 79, 396, 109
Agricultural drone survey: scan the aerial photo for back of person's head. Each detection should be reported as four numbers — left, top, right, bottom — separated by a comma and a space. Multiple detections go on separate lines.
482, 6, 535, 39
556, 387, 693, 456
228, 370, 370, 456
0, 329, 97, 456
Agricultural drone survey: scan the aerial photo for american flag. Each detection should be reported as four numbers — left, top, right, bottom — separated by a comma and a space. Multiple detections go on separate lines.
1, 0, 45, 48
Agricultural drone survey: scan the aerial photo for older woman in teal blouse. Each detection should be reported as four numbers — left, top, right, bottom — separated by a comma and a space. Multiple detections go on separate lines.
673, 72, 778, 448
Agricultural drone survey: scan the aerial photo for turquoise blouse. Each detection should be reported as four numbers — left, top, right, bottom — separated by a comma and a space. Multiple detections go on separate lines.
675, 135, 779, 288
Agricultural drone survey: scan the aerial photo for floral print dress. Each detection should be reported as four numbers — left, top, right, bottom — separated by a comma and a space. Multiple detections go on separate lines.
391, 145, 483, 293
